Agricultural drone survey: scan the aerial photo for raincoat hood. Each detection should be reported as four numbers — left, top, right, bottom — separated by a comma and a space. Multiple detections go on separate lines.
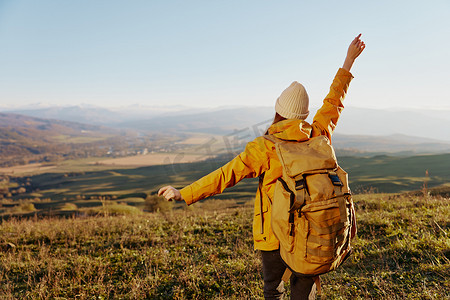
267, 119, 312, 142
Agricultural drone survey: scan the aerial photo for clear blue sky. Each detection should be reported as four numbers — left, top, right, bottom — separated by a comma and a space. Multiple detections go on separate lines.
0, 0, 449, 110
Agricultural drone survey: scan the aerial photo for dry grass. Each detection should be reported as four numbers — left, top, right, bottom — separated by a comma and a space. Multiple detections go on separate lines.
0, 193, 449, 299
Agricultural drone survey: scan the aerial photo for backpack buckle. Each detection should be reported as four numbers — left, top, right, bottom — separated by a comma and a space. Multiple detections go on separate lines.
329, 173, 343, 186
295, 179, 306, 190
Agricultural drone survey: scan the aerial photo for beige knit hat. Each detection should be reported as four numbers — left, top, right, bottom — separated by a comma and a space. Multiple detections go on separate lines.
275, 81, 309, 120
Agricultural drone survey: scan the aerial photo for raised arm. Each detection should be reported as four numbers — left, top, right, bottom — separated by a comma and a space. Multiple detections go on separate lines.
342, 34, 366, 72
311, 34, 365, 138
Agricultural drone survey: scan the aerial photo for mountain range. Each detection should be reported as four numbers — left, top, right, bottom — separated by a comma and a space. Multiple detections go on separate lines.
1, 105, 449, 156
5, 104, 449, 141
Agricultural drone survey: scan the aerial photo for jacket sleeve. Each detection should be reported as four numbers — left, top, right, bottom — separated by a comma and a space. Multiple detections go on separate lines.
311, 68, 353, 139
180, 137, 269, 205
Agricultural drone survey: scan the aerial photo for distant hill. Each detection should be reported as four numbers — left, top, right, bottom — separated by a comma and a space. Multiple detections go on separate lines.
6, 105, 125, 126
119, 106, 275, 136
333, 133, 450, 156
0, 112, 113, 136
335, 106, 450, 142
0, 113, 122, 167
6, 104, 206, 127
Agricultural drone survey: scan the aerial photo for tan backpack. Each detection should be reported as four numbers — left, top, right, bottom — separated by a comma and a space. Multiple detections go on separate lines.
265, 134, 356, 277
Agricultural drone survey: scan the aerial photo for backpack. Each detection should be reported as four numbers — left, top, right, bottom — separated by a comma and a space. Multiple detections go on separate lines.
264, 134, 356, 277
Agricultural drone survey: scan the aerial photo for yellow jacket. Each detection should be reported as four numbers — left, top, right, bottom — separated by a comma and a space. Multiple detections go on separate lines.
180, 68, 353, 250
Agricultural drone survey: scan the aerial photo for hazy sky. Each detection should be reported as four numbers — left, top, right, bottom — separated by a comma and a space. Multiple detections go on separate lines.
0, 0, 449, 110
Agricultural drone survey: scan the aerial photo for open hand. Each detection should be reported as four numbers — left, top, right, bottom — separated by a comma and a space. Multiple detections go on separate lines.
342, 34, 365, 72
158, 186, 183, 201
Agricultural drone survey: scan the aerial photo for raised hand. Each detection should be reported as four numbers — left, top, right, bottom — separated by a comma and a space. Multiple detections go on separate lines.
343, 34, 366, 71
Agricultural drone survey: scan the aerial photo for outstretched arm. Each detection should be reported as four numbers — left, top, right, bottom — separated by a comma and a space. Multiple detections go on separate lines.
158, 138, 269, 205
342, 34, 365, 72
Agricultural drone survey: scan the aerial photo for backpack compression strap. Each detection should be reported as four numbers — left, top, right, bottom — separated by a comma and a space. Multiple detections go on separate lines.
329, 170, 349, 223
277, 176, 310, 237
258, 174, 265, 234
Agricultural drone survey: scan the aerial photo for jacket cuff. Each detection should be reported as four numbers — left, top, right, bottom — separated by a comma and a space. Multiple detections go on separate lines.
337, 67, 354, 78
180, 186, 194, 206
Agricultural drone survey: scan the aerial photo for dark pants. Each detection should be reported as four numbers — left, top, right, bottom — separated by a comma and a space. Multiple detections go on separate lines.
261, 249, 316, 300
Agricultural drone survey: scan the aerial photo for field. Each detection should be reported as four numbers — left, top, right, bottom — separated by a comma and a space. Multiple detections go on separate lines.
0, 151, 214, 176
91, 153, 214, 167
0, 164, 57, 176
1, 153, 449, 219
1, 192, 449, 299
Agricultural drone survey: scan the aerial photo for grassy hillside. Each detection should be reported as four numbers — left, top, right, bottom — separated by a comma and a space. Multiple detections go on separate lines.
1, 193, 448, 299
338, 153, 450, 193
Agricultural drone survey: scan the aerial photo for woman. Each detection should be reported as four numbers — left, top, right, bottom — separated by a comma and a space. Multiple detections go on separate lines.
159, 34, 365, 299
